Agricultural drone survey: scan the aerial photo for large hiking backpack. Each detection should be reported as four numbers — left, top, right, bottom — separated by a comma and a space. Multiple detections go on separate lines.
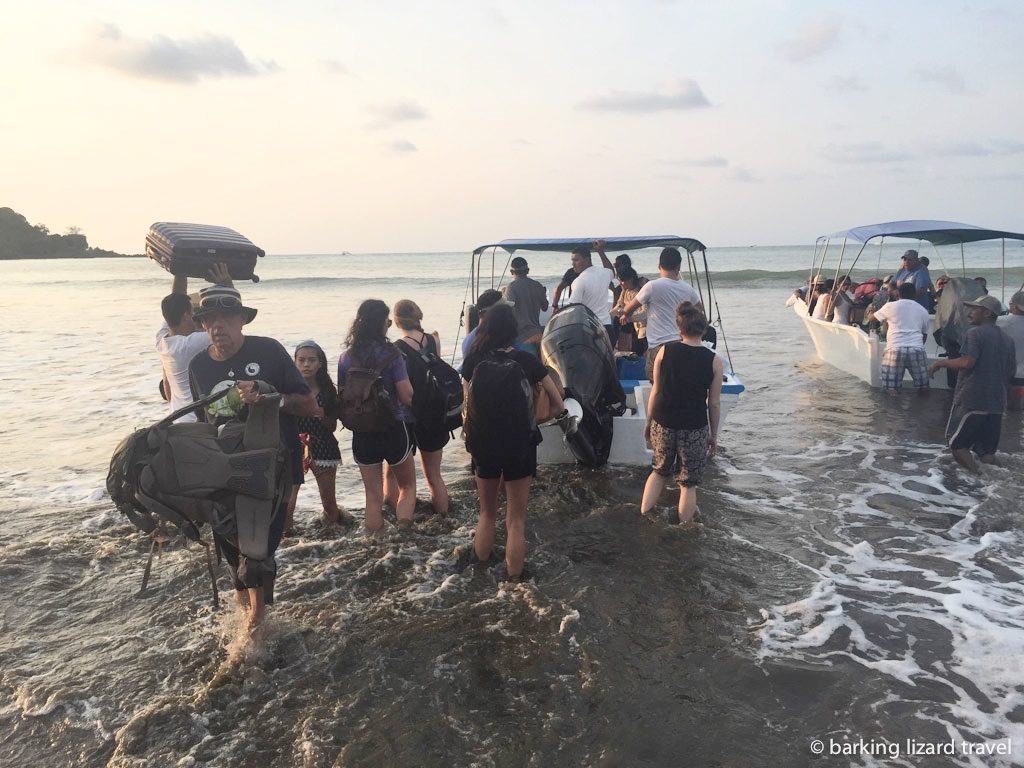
107, 386, 292, 598
339, 347, 400, 433
398, 336, 464, 425
463, 351, 535, 456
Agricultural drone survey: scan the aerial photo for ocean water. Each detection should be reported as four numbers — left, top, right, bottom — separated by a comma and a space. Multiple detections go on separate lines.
1, 244, 1023, 767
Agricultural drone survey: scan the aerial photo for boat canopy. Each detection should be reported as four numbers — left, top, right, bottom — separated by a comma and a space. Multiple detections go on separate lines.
820, 220, 1024, 246
472, 235, 706, 256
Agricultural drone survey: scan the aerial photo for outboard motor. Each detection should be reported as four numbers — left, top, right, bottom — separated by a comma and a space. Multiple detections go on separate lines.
541, 304, 626, 467
935, 277, 985, 352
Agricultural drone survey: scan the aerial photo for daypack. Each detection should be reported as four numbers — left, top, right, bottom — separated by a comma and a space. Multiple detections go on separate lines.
463, 351, 535, 455
398, 336, 464, 424
339, 347, 401, 433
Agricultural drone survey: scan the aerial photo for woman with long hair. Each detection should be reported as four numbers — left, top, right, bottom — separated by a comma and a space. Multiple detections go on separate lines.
338, 299, 416, 533
293, 341, 355, 529
641, 302, 723, 524
610, 265, 649, 355
461, 303, 564, 579
392, 299, 450, 516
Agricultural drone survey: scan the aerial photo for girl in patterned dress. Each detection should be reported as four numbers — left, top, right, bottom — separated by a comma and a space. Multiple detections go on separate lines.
293, 341, 354, 528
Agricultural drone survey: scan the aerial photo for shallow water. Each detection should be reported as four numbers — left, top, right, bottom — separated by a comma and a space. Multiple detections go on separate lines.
1, 249, 1022, 767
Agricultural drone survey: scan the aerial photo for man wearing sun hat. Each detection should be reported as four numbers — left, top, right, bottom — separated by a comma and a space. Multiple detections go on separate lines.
188, 284, 316, 626
929, 295, 1016, 472
996, 290, 1024, 410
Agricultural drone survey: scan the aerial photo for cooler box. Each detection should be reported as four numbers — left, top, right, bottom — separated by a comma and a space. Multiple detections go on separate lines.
616, 355, 646, 381
146, 222, 265, 283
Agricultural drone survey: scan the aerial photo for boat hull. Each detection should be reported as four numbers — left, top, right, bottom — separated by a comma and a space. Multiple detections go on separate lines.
792, 299, 950, 390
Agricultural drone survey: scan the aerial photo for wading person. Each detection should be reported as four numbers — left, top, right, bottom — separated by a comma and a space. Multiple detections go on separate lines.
293, 341, 355, 528
929, 296, 1016, 473
188, 285, 316, 627
338, 299, 417, 533
393, 299, 452, 516
641, 303, 723, 525
866, 282, 932, 395
461, 304, 564, 580
996, 290, 1024, 409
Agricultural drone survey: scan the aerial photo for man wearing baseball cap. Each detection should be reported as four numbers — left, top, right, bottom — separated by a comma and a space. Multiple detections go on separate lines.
928, 295, 1016, 472
894, 249, 931, 309
996, 290, 1024, 409
505, 256, 549, 355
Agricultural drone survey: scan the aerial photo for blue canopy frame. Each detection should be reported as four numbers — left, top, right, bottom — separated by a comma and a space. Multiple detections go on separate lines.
472, 235, 706, 257
819, 220, 1024, 247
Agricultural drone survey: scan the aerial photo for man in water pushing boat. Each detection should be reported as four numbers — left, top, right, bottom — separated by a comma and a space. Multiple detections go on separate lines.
929, 295, 1017, 473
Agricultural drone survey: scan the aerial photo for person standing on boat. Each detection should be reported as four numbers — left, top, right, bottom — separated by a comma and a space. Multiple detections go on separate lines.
504, 256, 549, 356
641, 303, 723, 525
156, 264, 232, 422
929, 296, 1017, 472
618, 247, 701, 380
564, 240, 616, 338
188, 285, 317, 627
552, 267, 579, 309
996, 291, 1024, 410
894, 250, 931, 309
865, 282, 931, 395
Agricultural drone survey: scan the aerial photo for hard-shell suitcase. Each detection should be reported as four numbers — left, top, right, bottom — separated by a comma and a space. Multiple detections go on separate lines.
146, 222, 265, 283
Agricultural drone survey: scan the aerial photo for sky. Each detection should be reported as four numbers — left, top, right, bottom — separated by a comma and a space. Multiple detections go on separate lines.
2, 1, 1023, 254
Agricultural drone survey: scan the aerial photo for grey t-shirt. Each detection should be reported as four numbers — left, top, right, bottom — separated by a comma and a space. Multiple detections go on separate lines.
953, 323, 1016, 413
506, 276, 548, 343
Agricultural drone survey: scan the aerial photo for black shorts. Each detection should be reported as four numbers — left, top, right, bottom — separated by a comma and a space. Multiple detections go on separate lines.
289, 442, 304, 485
412, 418, 451, 453
949, 412, 1002, 456
352, 421, 414, 466
472, 446, 537, 482
215, 499, 286, 602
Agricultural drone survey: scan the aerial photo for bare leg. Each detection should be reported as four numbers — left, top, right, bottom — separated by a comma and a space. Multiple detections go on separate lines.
979, 453, 998, 466
384, 464, 399, 509
359, 464, 386, 532
640, 471, 669, 513
504, 476, 532, 577
951, 448, 980, 474
419, 449, 449, 515
315, 467, 354, 524
389, 454, 417, 527
474, 477, 501, 562
284, 485, 300, 535
678, 485, 698, 524
246, 586, 265, 627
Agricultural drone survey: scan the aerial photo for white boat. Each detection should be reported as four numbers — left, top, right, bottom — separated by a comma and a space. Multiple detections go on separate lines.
466, 236, 745, 466
792, 220, 1024, 389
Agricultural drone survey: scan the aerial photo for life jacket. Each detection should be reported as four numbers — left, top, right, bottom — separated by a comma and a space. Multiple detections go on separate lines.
107, 386, 291, 592
339, 347, 401, 433
397, 335, 464, 426
463, 351, 535, 456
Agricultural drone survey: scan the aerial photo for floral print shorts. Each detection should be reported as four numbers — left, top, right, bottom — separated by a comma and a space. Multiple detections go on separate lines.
650, 421, 709, 487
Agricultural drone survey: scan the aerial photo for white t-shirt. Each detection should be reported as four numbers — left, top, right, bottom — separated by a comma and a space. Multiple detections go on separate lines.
874, 299, 930, 350
996, 314, 1024, 377
566, 264, 614, 324
634, 276, 701, 346
156, 323, 211, 421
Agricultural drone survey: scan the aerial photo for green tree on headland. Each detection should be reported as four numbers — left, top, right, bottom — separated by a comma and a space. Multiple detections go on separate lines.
0, 207, 136, 259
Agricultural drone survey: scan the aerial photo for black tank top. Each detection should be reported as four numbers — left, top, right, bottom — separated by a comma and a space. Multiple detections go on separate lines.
650, 342, 715, 430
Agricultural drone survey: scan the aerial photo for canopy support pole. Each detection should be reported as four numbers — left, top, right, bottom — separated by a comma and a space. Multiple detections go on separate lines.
701, 250, 734, 374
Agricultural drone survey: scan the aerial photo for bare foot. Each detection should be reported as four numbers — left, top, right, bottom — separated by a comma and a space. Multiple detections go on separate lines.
397, 518, 414, 532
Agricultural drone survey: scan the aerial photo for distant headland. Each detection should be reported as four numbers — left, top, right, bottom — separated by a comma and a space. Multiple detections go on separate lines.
0, 207, 141, 260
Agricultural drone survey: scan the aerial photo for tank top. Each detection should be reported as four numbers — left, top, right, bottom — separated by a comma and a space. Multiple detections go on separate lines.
650, 342, 715, 430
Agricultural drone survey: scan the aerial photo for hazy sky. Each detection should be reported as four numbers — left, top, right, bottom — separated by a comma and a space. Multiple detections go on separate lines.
2, 1, 1022, 253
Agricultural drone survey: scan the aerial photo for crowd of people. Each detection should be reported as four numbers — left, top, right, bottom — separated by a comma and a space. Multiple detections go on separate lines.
787, 248, 1023, 474
155, 244, 723, 625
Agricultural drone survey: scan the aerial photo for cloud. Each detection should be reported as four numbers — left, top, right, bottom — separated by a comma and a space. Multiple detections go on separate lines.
729, 167, 760, 182
81, 23, 278, 83
322, 59, 350, 76
933, 139, 1024, 157
367, 100, 429, 129
667, 155, 728, 168
779, 16, 842, 61
822, 142, 914, 164
576, 79, 710, 113
388, 139, 418, 153
830, 75, 866, 93
917, 67, 967, 93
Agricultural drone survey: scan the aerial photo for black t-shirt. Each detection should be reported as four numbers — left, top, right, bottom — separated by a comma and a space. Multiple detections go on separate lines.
461, 348, 547, 385
189, 335, 310, 449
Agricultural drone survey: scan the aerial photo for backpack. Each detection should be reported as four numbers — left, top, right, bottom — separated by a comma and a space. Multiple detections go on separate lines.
398, 335, 464, 424
339, 347, 400, 433
463, 351, 535, 456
